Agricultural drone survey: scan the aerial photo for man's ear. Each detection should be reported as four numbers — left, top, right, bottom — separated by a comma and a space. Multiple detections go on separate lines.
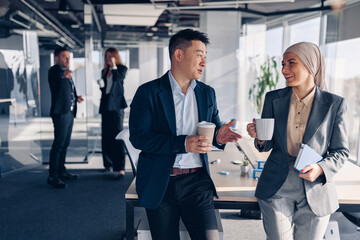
54, 56, 59, 64
173, 49, 183, 62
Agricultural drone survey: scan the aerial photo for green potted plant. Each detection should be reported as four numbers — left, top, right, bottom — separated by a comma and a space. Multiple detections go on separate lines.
241, 156, 250, 174
249, 56, 279, 114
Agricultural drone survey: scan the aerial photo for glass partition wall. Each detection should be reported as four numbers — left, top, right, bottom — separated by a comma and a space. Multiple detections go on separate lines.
0, 11, 91, 176
0, 30, 42, 175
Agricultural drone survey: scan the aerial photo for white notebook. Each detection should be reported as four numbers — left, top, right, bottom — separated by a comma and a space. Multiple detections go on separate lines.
294, 144, 323, 173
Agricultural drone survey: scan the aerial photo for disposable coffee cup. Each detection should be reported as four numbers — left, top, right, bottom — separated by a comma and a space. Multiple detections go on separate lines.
97, 79, 105, 88
197, 121, 216, 143
255, 118, 274, 141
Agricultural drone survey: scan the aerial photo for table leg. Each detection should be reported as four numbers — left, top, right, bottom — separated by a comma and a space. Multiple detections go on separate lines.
126, 200, 135, 240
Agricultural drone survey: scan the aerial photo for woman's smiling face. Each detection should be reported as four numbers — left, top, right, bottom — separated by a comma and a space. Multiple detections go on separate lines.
282, 52, 313, 88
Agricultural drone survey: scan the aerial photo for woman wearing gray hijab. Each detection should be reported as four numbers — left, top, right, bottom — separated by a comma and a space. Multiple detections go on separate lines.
247, 42, 349, 239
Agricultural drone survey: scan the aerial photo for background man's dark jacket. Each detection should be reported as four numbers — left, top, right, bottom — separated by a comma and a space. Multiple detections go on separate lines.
48, 64, 78, 117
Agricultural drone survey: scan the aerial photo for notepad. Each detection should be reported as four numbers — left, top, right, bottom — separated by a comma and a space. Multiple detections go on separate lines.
294, 144, 323, 173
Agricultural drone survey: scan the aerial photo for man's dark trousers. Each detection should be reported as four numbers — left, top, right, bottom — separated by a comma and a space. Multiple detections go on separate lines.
145, 170, 218, 240
49, 111, 74, 178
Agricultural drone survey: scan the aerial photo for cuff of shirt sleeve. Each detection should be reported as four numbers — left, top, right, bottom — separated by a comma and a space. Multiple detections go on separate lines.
214, 129, 224, 146
216, 139, 224, 146
173, 135, 187, 154
112, 67, 117, 70
256, 139, 265, 148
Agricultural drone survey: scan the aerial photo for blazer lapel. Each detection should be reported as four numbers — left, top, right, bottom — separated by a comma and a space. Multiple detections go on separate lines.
158, 72, 177, 136
194, 82, 207, 122
273, 88, 292, 154
303, 87, 330, 144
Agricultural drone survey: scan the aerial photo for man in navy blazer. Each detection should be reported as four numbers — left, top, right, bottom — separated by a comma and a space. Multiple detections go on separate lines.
129, 29, 241, 239
47, 47, 83, 188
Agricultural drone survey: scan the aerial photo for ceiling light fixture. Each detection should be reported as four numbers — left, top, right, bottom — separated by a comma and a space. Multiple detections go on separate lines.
156, 0, 295, 10
202, 0, 294, 6
58, 0, 68, 15
55, 39, 65, 47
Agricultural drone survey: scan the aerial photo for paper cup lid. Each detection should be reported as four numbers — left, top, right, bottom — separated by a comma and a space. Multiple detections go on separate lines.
197, 121, 215, 128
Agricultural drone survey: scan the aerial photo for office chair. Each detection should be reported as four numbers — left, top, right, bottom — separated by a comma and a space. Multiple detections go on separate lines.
116, 129, 141, 177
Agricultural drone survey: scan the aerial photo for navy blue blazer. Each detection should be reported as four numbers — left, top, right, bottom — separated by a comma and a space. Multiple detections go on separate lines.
48, 64, 78, 117
99, 65, 128, 114
255, 86, 349, 216
129, 71, 223, 209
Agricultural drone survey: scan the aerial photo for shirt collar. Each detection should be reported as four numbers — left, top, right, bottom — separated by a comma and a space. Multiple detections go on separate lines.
292, 85, 316, 107
168, 70, 197, 94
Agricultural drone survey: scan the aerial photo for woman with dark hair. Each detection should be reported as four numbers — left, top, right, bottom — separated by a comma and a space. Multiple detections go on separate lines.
247, 42, 349, 239
99, 47, 128, 179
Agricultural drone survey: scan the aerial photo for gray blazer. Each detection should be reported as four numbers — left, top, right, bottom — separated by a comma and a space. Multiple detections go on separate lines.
255, 86, 349, 217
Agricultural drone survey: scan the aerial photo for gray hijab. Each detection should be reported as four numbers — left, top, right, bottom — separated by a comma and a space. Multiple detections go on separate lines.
284, 42, 327, 91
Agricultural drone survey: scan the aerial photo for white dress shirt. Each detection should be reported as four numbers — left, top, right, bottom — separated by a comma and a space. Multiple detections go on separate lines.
168, 71, 202, 169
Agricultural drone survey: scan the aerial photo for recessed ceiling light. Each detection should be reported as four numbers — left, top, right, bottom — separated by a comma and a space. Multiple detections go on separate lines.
152, 36, 159, 40
58, 0, 68, 15
151, 27, 158, 31
146, 32, 154, 37
71, 24, 80, 28
58, 10, 69, 15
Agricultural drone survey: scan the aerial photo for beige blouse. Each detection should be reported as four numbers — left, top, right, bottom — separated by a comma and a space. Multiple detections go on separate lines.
287, 86, 316, 157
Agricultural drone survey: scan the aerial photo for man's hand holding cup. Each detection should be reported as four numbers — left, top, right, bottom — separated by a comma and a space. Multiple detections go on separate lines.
186, 135, 212, 153
186, 121, 215, 153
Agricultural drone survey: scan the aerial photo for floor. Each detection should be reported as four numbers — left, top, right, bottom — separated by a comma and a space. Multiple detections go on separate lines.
1, 152, 360, 240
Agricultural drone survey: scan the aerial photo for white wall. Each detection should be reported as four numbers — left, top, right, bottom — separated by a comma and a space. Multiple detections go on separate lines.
139, 42, 158, 85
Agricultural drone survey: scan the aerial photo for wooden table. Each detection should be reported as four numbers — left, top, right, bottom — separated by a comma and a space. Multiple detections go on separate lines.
125, 139, 360, 239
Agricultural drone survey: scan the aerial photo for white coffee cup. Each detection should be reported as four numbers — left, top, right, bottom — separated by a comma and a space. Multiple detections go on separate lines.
97, 79, 105, 88
255, 118, 274, 141
197, 121, 216, 143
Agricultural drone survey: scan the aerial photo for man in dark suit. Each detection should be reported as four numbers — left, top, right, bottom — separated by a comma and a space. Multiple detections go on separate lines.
47, 47, 84, 188
129, 29, 241, 239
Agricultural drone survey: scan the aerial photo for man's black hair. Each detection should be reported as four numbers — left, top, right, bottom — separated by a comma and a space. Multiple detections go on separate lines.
168, 29, 210, 61
54, 47, 69, 57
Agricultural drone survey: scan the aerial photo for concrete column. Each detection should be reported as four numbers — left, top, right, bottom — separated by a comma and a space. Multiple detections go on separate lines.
200, 11, 241, 123
39, 55, 51, 117
85, 38, 95, 117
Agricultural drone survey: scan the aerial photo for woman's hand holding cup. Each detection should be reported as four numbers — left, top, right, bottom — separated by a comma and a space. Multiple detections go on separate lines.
247, 118, 266, 146
246, 118, 258, 138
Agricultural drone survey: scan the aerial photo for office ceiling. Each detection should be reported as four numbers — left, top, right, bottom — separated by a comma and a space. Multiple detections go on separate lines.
0, 0, 344, 51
